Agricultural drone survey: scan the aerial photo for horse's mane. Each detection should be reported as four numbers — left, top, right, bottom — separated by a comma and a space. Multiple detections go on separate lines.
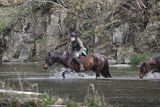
50, 51, 66, 58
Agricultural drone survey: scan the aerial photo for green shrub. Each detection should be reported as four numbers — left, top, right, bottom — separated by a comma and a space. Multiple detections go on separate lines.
65, 100, 78, 107
86, 96, 100, 107
130, 52, 152, 65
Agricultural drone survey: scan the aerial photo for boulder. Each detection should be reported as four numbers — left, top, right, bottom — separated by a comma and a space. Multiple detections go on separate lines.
135, 21, 160, 52
19, 43, 34, 61
117, 46, 135, 64
47, 6, 67, 36
112, 23, 129, 46
2, 32, 22, 61
36, 35, 59, 60
54, 98, 64, 105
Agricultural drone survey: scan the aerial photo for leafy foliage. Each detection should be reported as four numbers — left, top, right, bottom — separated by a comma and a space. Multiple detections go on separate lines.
130, 52, 152, 65
0, 6, 18, 31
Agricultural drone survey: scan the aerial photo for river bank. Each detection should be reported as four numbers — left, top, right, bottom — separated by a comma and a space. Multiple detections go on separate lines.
0, 81, 109, 107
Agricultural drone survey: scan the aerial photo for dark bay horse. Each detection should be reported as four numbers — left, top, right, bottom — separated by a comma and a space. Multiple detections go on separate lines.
139, 56, 160, 78
44, 51, 111, 78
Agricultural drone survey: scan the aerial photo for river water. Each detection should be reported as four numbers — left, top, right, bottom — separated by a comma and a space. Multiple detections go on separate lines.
0, 63, 160, 107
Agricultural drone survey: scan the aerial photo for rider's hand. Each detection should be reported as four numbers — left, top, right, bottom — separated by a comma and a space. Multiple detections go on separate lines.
74, 52, 79, 58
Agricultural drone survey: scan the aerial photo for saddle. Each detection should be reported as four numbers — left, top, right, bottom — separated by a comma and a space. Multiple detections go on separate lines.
155, 56, 160, 68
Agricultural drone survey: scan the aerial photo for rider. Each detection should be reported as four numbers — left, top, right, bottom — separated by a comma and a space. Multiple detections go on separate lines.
69, 32, 87, 70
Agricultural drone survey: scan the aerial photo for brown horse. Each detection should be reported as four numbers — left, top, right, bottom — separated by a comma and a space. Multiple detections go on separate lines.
44, 51, 111, 78
139, 56, 160, 78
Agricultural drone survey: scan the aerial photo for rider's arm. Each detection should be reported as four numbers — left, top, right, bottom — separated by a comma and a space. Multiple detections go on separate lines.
77, 38, 85, 54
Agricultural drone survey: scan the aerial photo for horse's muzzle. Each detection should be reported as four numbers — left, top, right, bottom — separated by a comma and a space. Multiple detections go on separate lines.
44, 64, 48, 69
139, 73, 144, 79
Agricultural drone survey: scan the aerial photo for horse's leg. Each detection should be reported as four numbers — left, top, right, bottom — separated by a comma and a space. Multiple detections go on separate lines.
62, 71, 66, 78
93, 67, 99, 78
96, 71, 100, 78
62, 68, 71, 78
101, 60, 112, 78
107, 70, 112, 78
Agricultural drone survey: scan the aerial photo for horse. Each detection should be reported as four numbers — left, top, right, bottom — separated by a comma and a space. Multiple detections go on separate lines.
43, 51, 112, 79
139, 56, 160, 79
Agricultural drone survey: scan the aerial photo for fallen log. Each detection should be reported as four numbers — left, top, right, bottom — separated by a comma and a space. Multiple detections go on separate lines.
0, 89, 42, 96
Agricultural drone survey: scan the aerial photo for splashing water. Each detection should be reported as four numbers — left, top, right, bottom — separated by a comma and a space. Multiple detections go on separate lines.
146, 72, 160, 79
50, 68, 96, 79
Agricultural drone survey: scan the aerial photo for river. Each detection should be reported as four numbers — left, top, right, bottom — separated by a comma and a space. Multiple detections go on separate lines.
0, 63, 160, 107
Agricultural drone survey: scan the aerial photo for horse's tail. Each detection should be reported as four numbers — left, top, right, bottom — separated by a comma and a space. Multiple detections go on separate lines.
101, 59, 112, 78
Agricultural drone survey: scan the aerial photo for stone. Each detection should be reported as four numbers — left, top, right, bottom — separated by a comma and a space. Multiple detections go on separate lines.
117, 46, 135, 64
35, 35, 59, 60
47, 6, 67, 36
95, 25, 105, 43
112, 23, 129, 46
2, 32, 22, 61
54, 98, 64, 105
108, 59, 117, 65
135, 21, 160, 52
19, 43, 34, 61
21, 33, 34, 43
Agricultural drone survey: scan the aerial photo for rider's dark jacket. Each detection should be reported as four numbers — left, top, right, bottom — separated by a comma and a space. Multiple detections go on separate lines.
71, 38, 84, 53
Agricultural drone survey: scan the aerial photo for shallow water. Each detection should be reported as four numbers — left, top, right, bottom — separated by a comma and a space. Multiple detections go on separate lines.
0, 63, 160, 107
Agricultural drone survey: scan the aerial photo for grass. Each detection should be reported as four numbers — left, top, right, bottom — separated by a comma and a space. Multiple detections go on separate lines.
0, 81, 110, 107
0, 89, 107, 107
130, 52, 152, 66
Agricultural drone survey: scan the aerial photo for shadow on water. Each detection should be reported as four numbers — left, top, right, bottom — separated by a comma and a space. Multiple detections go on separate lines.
0, 63, 160, 107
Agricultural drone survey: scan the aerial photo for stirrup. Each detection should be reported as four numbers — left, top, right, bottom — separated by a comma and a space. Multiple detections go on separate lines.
80, 64, 85, 71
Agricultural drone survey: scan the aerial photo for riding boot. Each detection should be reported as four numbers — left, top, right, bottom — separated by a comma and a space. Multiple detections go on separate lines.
74, 57, 85, 71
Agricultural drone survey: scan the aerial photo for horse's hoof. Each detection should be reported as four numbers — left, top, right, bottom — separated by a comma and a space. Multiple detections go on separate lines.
62, 72, 65, 79
96, 76, 100, 79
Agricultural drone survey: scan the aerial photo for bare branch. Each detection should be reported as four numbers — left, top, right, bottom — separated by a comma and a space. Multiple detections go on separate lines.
37, 0, 68, 10
139, 0, 147, 8
136, 0, 143, 11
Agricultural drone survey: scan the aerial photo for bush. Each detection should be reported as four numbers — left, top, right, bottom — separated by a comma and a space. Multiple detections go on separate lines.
130, 52, 152, 65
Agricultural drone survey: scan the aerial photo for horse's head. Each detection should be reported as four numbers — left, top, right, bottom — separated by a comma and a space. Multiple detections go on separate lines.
44, 51, 66, 69
139, 62, 148, 79
44, 52, 56, 69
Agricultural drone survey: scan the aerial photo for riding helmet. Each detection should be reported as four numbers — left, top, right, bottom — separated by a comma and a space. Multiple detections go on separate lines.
70, 32, 77, 37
